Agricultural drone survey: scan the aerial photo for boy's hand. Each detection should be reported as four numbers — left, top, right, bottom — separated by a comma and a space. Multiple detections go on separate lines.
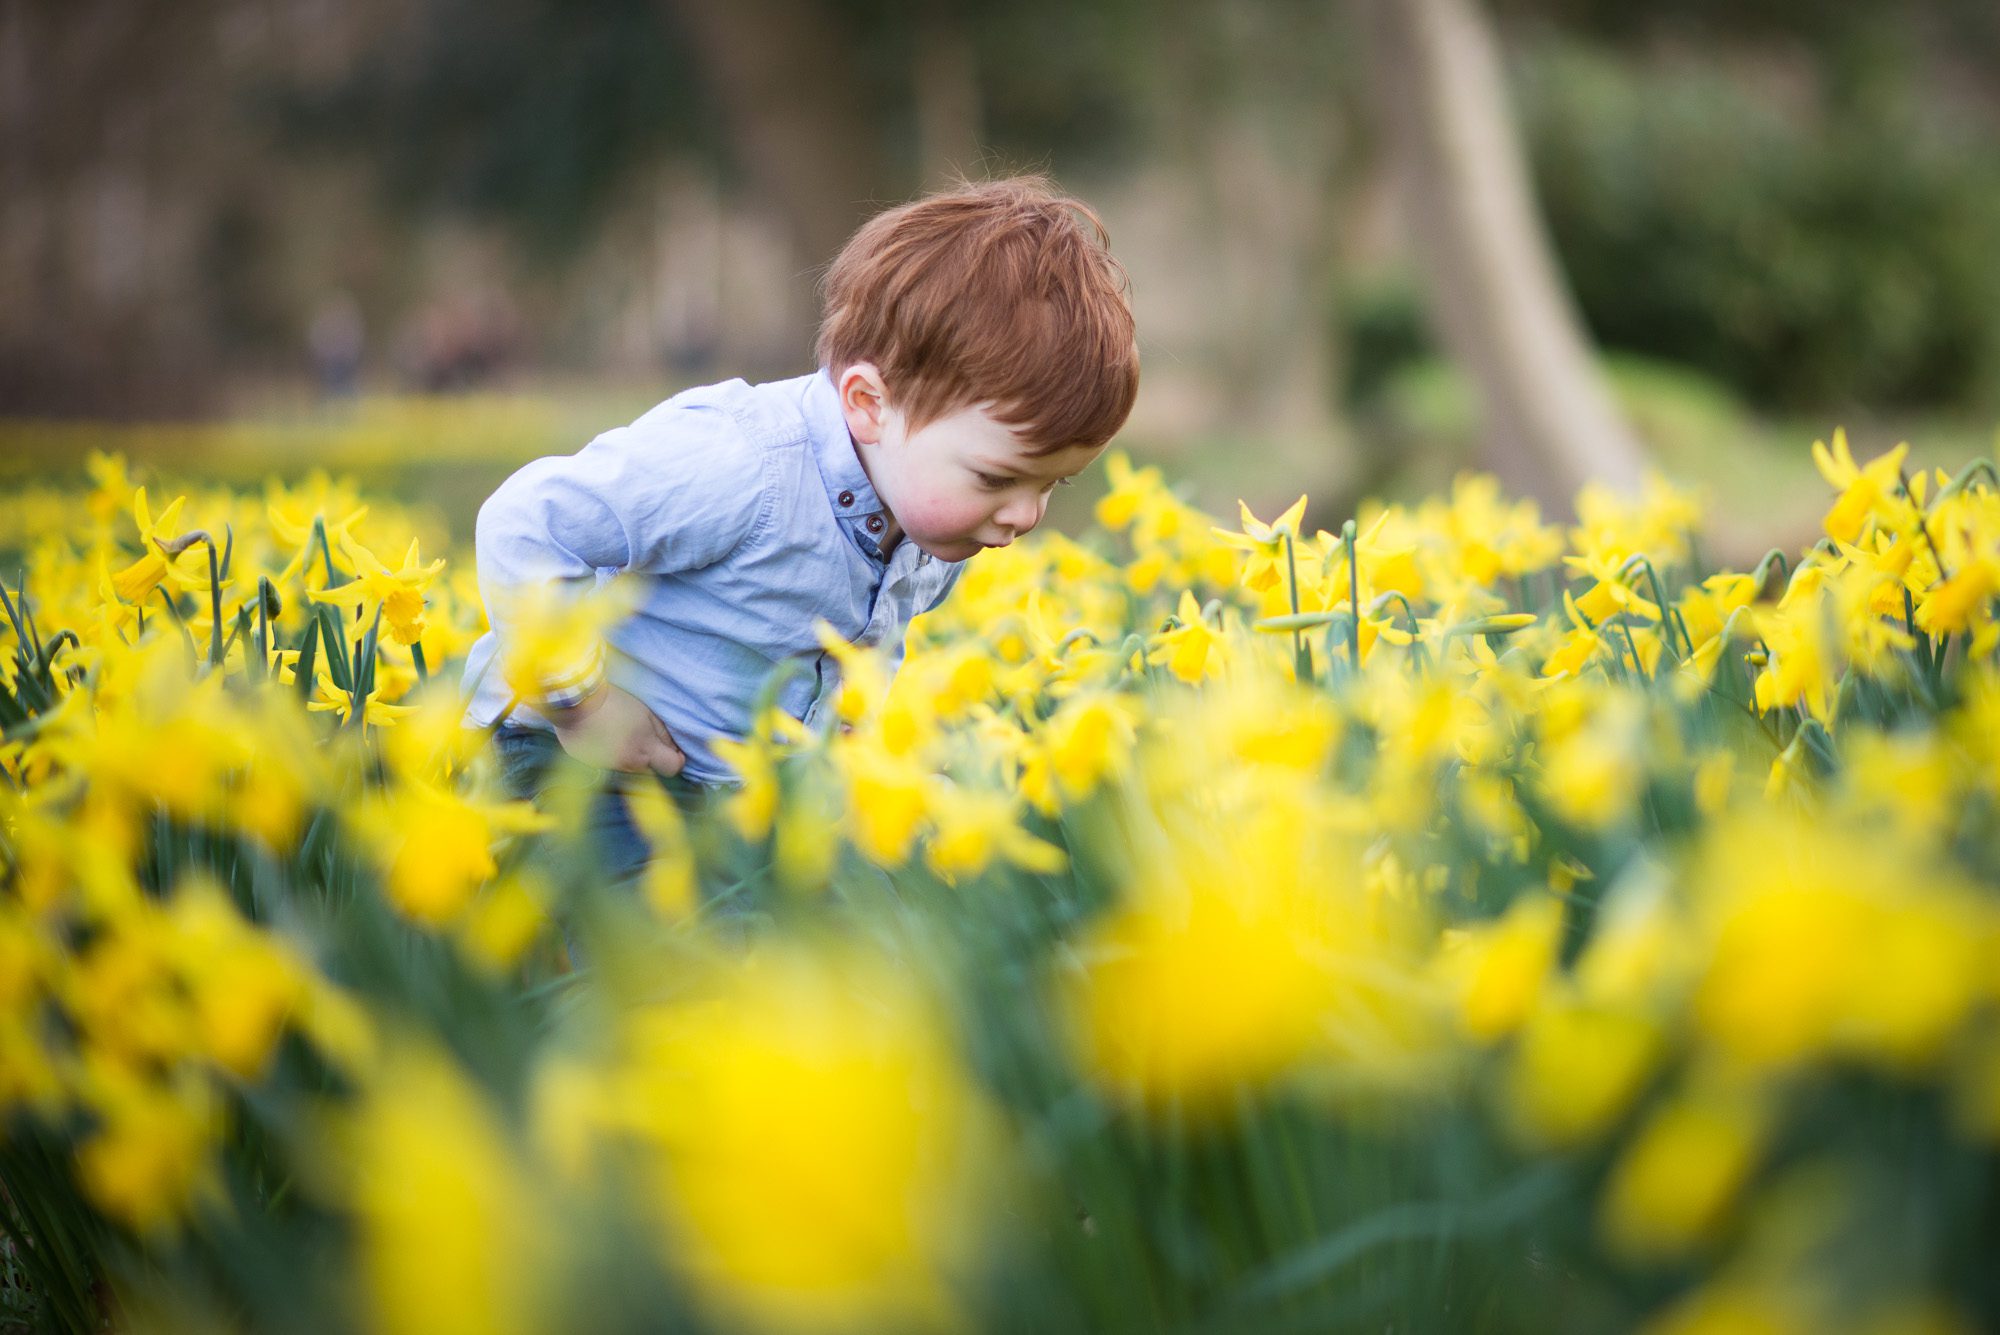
545, 684, 686, 776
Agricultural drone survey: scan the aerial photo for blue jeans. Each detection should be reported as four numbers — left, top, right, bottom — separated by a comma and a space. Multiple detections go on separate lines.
492, 725, 716, 957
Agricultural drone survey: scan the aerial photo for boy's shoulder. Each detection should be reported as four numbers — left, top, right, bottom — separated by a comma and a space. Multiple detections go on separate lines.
633, 372, 827, 457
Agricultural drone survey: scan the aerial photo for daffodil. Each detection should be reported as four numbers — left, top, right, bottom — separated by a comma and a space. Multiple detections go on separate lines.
1211, 494, 1309, 593
1064, 846, 1338, 1112
310, 532, 446, 646
923, 783, 1064, 884
1570, 474, 1700, 569
163, 878, 306, 1079
305, 672, 421, 729
491, 577, 639, 708
1440, 895, 1565, 1042
344, 1046, 543, 1335
1915, 554, 1998, 638
1147, 589, 1222, 685
616, 946, 997, 1331
1565, 548, 1661, 625
1813, 429, 1915, 544
264, 472, 370, 555
73, 1059, 221, 1236
1018, 691, 1137, 815
1691, 811, 1991, 1071
107, 487, 193, 604
350, 780, 553, 925
84, 451, 135, 527
1502, 993, 1664, 1148
1600, 1080, 1768, 1259
620, 781, 701, 918
1094, 449, 1164, 531
1750, 593, 1838, 723
837, 739, 935, 867
446, 874, 550, 973
711, 715, 796, 841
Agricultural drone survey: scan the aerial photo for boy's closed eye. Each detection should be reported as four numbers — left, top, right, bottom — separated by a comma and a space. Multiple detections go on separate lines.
974, 471, 1074, 492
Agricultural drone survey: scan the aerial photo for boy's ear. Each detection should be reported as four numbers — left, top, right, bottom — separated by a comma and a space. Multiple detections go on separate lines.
836, 363, 891, 445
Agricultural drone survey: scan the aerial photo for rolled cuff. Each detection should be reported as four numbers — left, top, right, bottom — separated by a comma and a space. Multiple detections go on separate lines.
533, 648, 606, 711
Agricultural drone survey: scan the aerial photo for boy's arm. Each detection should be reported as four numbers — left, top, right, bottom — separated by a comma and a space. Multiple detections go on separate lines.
541, 681, 686, 776
476, 412, 767, 745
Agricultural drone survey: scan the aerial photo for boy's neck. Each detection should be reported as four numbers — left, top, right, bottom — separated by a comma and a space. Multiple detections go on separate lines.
848, 429, 904, 556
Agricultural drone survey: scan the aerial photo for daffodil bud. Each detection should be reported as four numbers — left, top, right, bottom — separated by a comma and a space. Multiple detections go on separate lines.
155, 530, 213, 558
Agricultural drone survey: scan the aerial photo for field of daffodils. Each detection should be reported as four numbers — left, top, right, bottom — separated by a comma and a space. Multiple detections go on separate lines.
3, 426, 1999, 1334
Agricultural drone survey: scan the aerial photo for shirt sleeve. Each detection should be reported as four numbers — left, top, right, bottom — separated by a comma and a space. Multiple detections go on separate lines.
473, 406, 769, 702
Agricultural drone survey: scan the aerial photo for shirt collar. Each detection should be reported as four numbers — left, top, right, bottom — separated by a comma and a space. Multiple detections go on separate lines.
803, 369, 893, 562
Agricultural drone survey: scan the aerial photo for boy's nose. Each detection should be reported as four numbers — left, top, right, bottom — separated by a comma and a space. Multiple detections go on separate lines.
996, 493, 1045, 536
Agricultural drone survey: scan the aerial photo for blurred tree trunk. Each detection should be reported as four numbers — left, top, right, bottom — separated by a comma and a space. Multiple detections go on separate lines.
1150, 4, 1348, 457
1360, 0, 1648, 512
664, 0, 899, 274
913, 3, 982, 186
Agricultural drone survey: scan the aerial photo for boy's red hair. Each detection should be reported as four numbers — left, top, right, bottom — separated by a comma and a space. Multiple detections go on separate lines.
816, 176, 1139, 455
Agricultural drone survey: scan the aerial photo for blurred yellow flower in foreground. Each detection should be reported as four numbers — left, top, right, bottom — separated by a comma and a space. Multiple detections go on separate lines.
351, 781, 553, 926
1018, 691, 1137, 816
1691, 813, 1991, 1072
1601, 1080, 1769, 1260
614, 945, 998, 1332
165, 878, 307, 1079
74, 1060, 220, 1236
1061, 803, 1441, 1114
1443, 895, 1565, 1043
342, 1045, 545, 1335
924, 783, 1065, 885
1637, 1278, 1811, 1335
1502, 993, 1663, 1148
492, 577, 639, 707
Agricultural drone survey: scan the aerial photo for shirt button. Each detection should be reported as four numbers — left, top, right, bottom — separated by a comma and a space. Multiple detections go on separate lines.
838, 490, 855, 507
865, 515, 884, 534
917, 552, 930, 566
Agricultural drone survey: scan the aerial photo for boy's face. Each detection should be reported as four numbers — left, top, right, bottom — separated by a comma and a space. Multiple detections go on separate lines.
839, 366, 1103, 563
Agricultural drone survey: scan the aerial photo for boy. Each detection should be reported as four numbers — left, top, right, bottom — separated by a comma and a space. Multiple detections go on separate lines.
463, 177, 1139, 883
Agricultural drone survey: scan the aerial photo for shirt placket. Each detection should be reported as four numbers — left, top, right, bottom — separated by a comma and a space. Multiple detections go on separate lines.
833, 485, 892, 561
800, 539, 926, 733
858, 539, 925, 647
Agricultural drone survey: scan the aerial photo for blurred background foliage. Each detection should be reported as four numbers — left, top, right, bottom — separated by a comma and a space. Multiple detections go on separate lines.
3, 0, 1998, 535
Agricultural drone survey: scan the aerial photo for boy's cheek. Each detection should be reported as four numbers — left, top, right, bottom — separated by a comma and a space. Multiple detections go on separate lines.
895, 488, 990, 542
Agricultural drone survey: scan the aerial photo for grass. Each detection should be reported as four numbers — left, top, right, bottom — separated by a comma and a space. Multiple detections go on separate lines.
3, 361, 1990, 562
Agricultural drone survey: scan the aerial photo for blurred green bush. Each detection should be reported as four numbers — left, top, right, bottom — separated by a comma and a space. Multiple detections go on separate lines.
1519, 37, 2000, 413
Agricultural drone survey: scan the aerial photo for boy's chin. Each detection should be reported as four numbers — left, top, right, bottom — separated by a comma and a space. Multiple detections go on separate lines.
918, 537, 987, 562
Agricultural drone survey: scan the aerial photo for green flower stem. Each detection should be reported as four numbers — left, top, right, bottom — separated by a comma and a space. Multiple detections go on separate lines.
1343, 520, 1360, 670
1935, 457, 1999, 503
151, 584, 200, 664
206, 537, 224, 666
311, 515, 337, 590
1900, 467, 1954, 584
1284, 532, 1310, 683
258, 575, 276, 678
1619, 554, 1686, 660
1616, 619, 1650, 685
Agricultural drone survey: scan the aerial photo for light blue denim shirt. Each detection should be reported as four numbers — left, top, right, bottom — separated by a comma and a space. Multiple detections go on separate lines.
461, 371, 964, 785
